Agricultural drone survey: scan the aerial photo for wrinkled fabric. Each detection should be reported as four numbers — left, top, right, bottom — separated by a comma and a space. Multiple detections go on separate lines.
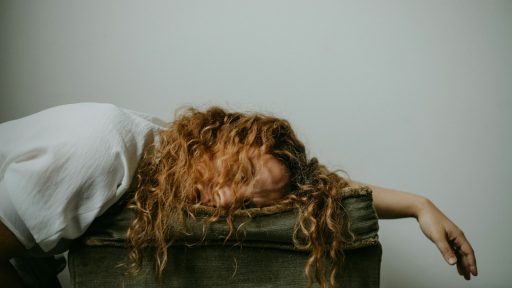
0, 103, 165, 252
69, 186, 381, 287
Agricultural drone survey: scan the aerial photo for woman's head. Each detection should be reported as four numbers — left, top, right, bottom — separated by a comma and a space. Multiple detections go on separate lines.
193, 151, 290, 208
150, 106, 308, 210
127, 106, 351, 288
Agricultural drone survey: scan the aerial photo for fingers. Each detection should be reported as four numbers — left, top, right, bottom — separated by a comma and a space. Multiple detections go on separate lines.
434, 236, 458, 265
456, 249, 471, 280
433, 227, 478, 281
451, 232, 478, 277
415, 199, 478, 280
456, 260, 463, 276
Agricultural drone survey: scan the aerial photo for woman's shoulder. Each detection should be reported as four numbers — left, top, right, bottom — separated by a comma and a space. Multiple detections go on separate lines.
0, 103, 164, 162
41, 102, 131, 124
1, 103, 127, 131
27, 102, 164, 138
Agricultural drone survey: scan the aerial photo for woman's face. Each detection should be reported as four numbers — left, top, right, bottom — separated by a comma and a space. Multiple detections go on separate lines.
194, 152, 289, 208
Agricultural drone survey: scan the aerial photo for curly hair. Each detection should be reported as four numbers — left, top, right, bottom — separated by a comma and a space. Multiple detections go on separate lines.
126, 106, 352, 287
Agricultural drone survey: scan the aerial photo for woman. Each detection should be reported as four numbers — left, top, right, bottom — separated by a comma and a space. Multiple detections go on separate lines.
0, 103, 477, 287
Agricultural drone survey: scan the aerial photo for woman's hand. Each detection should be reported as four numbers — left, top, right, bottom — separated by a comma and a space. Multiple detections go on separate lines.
416, 199, 478, 280
350, 180, 479, 280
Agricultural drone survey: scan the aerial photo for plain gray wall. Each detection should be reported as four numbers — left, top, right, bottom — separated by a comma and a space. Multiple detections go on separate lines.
1, 1, 510, 287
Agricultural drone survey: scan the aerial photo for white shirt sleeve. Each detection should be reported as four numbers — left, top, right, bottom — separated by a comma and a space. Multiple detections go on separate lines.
0, 103, 165, 252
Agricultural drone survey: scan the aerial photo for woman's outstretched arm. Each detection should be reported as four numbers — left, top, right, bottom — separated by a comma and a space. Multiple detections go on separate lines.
349, 180, 478, 280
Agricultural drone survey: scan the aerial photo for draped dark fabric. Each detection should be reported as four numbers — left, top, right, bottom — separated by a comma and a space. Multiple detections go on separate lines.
68, 186, 381, 288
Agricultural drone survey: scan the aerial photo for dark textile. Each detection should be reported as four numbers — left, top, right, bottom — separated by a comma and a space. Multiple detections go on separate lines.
69, 186, 381, 287
11, 255, 65, 288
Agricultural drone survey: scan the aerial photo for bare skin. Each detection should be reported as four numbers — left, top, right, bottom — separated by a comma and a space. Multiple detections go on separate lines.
0, 221, 25, 288
193, 151, 478, 280
0, 155, 477, 284
196, 153, 290, 208
193, 151, 478, 281
350, 181, 478, 280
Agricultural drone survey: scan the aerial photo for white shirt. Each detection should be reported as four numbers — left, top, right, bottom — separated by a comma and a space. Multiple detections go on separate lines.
0, 103, 166, 253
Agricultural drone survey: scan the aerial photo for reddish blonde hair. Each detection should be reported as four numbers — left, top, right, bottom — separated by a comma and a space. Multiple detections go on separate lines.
126, 106, 352, 287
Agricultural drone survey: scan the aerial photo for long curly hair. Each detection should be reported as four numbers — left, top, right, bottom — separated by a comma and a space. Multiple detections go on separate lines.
126, 106, 352, 287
